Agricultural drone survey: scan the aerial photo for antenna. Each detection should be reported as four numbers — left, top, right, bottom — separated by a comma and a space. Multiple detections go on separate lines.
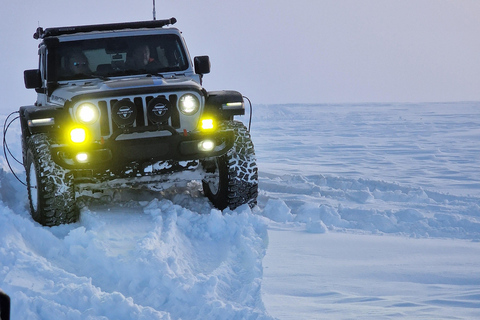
153, 0, 157, 20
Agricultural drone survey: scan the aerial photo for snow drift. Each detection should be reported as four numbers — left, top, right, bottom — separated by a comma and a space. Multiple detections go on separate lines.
0, 184, 271, 319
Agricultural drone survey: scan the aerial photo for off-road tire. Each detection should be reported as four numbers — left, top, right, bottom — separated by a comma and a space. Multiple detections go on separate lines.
25, 134, 78, 226
202, 121, 258, 210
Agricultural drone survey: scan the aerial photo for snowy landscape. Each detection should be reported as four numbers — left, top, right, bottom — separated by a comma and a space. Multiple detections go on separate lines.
1, 101, 480, 319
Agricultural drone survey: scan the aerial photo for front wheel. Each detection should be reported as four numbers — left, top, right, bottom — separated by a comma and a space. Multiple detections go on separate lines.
202, 121, 258, 210
25, 134, 78, 226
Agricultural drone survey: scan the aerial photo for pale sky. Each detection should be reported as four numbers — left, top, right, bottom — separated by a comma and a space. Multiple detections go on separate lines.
1, 0, 479, 109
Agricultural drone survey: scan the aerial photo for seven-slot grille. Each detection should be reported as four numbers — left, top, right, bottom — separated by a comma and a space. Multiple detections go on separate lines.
97, 94, 180, 136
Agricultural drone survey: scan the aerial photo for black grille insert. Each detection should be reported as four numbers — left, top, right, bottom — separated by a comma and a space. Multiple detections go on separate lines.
98, 94, 179, 135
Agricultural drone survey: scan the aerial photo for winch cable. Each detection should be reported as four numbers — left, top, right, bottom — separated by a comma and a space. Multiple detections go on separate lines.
3, 111, 28, 187
243, 96, 253, 132
3, 113, 22, 165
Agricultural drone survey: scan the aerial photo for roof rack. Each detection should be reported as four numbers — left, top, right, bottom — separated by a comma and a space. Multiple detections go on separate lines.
34, 17, 177, 39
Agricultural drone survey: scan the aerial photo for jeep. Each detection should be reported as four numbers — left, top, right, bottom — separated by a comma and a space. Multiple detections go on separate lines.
20, 17, 258, 226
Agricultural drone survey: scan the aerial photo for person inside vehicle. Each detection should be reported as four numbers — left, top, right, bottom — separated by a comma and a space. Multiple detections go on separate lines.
126, 44, 160, 71
66, 52, 91, 76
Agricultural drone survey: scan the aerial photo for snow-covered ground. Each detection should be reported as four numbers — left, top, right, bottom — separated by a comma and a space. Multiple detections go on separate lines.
1, 102, 480, 319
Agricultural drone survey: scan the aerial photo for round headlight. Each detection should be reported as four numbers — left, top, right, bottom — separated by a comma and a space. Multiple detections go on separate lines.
76, 103, 99, 124
179, 94, 200, 115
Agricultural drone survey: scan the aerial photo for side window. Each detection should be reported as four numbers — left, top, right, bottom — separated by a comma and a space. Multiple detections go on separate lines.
39, 47, 47, 85
174, 40, 187, 67
155, 36, 188, 70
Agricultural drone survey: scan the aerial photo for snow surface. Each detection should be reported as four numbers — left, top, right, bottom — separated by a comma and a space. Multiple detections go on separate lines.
1, 102, 480, 319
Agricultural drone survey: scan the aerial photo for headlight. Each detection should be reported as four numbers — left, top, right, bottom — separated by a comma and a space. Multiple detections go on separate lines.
178, 94, 200, 115
76, 103, 99, 124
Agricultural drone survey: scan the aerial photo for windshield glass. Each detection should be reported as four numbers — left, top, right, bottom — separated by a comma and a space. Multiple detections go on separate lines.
56, 34, 189, 80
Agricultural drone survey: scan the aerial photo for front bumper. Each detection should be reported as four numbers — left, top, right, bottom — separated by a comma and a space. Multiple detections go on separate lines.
51, 127, 234, 170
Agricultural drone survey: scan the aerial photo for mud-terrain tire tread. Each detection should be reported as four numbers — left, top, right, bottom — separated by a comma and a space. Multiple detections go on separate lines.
25, 134, 78, 226
202, 121, 258, 210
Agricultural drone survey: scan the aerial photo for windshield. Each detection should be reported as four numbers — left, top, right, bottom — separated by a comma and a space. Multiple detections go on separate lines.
56, 34, 189, 80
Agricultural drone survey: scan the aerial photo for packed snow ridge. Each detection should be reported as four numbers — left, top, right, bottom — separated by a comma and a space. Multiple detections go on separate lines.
0, 178, 271, 319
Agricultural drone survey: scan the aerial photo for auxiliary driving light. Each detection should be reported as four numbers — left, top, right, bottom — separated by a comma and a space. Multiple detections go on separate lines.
200, 118, 215, 130
75, 153, 88, 163
198, 140, 215, 152
70, 128, 87, 144
147, 97, 170, 124
179, 94, 200, 115
112, 99, 137, 127
76, 103, 99, 124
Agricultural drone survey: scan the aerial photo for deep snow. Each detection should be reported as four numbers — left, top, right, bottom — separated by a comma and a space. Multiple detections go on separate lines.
1, 102, 480, 319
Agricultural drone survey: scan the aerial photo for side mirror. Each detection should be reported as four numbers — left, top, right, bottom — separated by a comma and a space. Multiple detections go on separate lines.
194, 56, 210, 75
24, 69, 42, 89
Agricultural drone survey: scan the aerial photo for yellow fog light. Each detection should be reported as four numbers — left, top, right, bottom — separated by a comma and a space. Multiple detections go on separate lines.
76, 153, 88, 163
201, 118, 215, 130
70, 128, 86, 143
198, 140, 215, 152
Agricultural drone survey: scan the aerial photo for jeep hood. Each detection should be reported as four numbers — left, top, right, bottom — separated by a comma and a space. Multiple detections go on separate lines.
49, 76, 202, 105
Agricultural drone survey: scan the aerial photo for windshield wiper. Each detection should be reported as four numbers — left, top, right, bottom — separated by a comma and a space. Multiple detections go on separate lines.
93, 75, 111, 81
146, 73, 164, 78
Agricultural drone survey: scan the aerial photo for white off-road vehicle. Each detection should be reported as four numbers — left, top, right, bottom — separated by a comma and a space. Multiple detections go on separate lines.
21, 18, 258, 226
